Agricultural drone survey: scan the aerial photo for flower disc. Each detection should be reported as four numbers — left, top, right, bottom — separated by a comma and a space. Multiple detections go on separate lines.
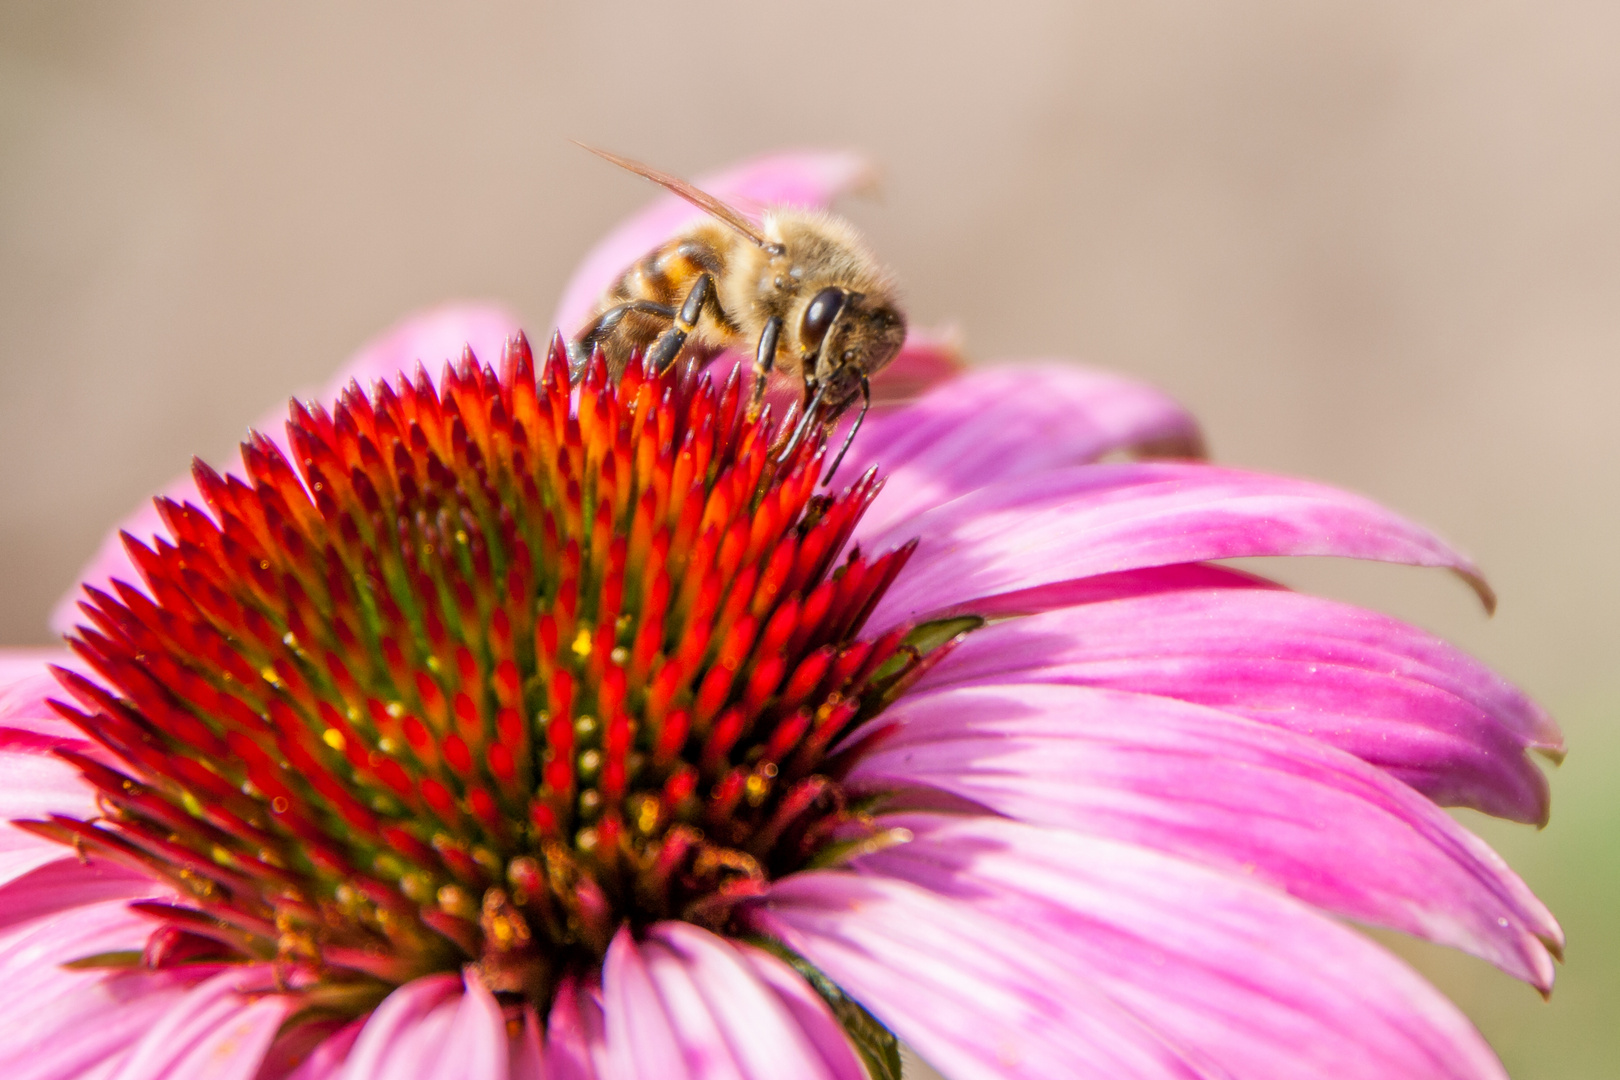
35, 335, 920, 1014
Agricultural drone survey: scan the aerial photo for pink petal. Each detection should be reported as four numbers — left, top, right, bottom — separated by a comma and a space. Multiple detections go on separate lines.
849, 683, 1560, 989
443, 970, 516, 1080
337, 971, 509, 1080
545, 977, 609, 1080
917, 587, 1560, 822
318, 303, 522, 403
282, 1021, 366, 1080
851, 813, 1511, 1080
0, 856, 161, 935
645, 921, 867, 1080
750, 871, 1224, 1080
0, 744, 99, 888
552, 151, 872, 336
0, 648, 87, 745
262, 1018, 362, 1080
107, 965, 289, 1080
600, 927, 687, 1077
0, 900, 204, 1079
50, 304, 522, 636
0, 832, 75, 894
863, 462, 1494, 632
846, 363, 1203, 539
507, 1006, 546, 1080
0, 658, 102, 889
953, 562, 1279, 618
733, 945, 875, 1080
0, 747, 95, 822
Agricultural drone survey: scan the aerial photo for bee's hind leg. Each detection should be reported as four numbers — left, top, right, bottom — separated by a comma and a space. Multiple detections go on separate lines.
647, 273, 724, 372
747, 316, 782, 420
574, 300, 675, 380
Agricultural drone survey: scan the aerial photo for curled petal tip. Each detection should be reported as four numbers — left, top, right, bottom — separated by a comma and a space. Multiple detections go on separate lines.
1461, 568, 1498, 615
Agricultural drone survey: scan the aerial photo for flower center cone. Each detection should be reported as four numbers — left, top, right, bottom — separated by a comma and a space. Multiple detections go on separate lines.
31, 333, 925, 1016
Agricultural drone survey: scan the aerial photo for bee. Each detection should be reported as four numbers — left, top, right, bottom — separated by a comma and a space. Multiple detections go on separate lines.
571, 145, 906, 471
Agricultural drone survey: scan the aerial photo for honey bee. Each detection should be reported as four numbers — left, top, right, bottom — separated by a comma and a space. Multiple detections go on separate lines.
571, 145, 906, 469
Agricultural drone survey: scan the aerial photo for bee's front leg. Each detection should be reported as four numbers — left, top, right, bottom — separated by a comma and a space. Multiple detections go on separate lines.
647, 273, 725, 372
747, 316, 782, 420
823, 374, 871, 486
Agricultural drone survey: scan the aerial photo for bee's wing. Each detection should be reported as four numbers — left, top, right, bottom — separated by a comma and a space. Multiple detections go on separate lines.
576, 143, 782, 253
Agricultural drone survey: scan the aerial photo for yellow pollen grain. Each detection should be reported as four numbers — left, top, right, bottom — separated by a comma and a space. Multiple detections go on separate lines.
745, 773, 771, 806
322, 728, 347, 752
488, 914, 520, 949
260, 666, 282, 686
571, 627, 593, 657
610, 646, 629, 666
437, 884, 477, 919
472, 847, 503, 876
635, 797, 660, 834
455, 529, 469, 545
426, 655, 442, 673
385, 701, 405, 719
399, 872, 435, 903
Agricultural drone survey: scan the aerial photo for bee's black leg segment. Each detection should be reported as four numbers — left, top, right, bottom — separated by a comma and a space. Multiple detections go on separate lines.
781, 379, 826, 464
748, 316, 782, 419
823, 374, 870, 486
579, 300, 676, 347
648, 272, 718, 372
573, 299, 677, 381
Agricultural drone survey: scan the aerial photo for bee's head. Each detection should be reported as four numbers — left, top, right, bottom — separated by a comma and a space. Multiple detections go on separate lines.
798, 286, 906, 409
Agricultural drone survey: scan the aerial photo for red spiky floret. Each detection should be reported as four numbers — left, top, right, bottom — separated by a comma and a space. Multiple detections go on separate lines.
29, 334, 922, 1012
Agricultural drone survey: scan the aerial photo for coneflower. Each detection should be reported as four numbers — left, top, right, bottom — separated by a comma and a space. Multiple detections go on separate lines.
0, 153, 1560, 1080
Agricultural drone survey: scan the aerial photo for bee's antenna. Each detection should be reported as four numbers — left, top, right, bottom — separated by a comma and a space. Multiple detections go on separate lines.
822, 375, 870, 486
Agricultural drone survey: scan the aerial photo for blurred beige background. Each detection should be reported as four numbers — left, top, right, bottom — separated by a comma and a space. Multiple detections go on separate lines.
2, 3, 1616, 1077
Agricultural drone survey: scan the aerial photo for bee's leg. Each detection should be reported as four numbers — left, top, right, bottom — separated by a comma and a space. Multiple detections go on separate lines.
779, 379, 827, 464
822, 374, 870, 486
564, 337, 590, 378
574, 300, 676, 379
747, 316, 782, 420
647, 273, 723, 372
579, 300, 676, 348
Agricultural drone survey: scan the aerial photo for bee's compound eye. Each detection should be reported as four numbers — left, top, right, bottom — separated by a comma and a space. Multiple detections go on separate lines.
800, 288, 846, 352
